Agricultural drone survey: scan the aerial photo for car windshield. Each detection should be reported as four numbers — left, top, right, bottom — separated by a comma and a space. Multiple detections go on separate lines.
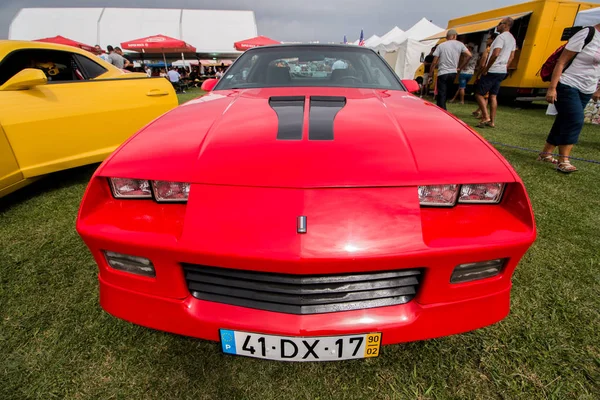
214, 46, 403, 91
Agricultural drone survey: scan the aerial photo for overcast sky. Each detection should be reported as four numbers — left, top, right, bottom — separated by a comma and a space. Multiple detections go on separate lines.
1, 0, 531, 42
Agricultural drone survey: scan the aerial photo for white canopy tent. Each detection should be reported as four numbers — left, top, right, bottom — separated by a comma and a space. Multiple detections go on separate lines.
371, 18, 444, 79
9, 7, 258, 56
172, 59, 199, 67
574, 7, 600, 26
393, 38, 439, 80
371, 26, 405, 53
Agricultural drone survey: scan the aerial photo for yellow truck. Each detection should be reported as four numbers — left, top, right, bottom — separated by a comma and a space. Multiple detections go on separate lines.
415, 0, 600, 102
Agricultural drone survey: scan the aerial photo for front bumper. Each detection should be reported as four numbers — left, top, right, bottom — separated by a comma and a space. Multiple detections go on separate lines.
77, 181, 535, 345
100, 276, 512, 344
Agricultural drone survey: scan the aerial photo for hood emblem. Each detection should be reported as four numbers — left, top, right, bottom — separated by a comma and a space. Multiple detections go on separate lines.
297, 216, 307, 234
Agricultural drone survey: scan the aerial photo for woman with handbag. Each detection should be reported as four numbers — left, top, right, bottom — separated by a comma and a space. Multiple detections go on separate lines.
538, 24, 600, 173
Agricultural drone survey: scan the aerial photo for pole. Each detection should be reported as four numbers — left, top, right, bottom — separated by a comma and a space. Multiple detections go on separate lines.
162, 51, 168, 72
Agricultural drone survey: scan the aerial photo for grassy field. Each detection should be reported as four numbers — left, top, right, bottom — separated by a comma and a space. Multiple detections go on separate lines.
1, 88, 598, 399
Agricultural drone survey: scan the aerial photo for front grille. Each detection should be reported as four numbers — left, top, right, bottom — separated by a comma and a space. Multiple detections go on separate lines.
182, 264, 422, 315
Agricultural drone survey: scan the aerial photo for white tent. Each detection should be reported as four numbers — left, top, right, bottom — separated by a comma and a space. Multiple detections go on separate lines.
372, 19, 443, 79
9, 7, 257, 56
172, 59, 199, 67
403, 18, 445, 43
365, 35, 381, 47
372, 26, 406, 53
392, 19, 444, 79
393, 38, 439, 80
574, 7, 600, 26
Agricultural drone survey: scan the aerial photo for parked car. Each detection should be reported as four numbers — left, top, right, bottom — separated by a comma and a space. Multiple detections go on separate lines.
77, 44, 536, 362
0, 40, 178, 197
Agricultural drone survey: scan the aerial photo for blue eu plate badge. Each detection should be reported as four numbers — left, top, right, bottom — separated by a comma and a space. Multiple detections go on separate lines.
220, 329, 237, 354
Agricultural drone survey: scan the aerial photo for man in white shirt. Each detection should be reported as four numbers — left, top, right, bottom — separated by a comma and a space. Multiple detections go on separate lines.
475, 17, 516, 127
430, 29, 472, 110
167, 67, 184, 93
94, 45, 110, 63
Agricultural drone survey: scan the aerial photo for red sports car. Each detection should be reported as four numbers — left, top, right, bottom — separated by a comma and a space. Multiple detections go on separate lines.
76, 44, 536, 362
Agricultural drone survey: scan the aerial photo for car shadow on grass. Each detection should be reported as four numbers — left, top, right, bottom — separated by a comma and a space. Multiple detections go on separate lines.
0, 164, 99, 212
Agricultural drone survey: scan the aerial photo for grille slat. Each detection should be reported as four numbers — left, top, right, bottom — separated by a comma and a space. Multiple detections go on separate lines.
185, 272, 419, 295
186, 267, 420, 285
189, 282, 417, 305
182, 264, 422, 315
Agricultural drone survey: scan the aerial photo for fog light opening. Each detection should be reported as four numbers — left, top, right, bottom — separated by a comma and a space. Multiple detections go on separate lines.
103, 251, 156, 278
450, 259, 506, 284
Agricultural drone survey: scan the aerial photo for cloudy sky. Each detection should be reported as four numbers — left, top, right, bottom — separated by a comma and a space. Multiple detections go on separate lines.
1, 0, 527, 42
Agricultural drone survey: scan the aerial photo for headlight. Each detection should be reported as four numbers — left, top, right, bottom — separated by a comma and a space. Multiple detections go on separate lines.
419, 183, 506, 206
152, 181, 190, 203
108, 178, 190, 202
109, 178, 152, 199
418, 184, 459, 207
458, 183, 505, 204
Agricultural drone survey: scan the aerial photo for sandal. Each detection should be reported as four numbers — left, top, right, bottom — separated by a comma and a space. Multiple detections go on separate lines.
477, 120, 495, 128
536, 154, 558, 164
557, 160, 578, 173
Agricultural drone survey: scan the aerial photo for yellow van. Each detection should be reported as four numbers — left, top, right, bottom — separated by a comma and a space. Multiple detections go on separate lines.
415, 0, 599, 102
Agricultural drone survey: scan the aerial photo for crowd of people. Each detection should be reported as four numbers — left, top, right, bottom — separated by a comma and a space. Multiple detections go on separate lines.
425, 17, 516, 128
90, 44, 229, 93
421, 17, 600, 174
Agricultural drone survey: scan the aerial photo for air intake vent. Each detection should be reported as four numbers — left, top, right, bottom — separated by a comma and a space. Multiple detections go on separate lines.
182, 264, 422, 315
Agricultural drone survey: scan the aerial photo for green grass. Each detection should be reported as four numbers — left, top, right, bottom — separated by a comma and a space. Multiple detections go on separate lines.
177, 87, 207, 104
0, 94, 598, 399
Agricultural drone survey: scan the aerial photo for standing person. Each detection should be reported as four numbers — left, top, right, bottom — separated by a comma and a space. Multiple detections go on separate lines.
475, 18, 516, 128
114, 47, 132, 69
472, 34, 497, 118
167, 66, 184, 93
106, 45, 129, 69
421, 46, 436, 97
94, 45, 110, 62
430, 30, 472, 110
450, 44, 478, 104
538, 24, 600, 173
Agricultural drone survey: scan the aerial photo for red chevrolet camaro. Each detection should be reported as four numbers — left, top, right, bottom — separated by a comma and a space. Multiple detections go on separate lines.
76, 44, 536, 362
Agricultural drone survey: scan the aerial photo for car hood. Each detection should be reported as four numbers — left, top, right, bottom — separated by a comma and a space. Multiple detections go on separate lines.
101, 87, 516, 187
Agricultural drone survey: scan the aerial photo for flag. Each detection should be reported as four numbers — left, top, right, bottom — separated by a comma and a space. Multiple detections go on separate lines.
359, 29, 365, 46
343, 35, 347, 45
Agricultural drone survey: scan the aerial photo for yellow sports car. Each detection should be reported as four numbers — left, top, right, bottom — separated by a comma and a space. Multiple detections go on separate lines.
0, 40, 178, 198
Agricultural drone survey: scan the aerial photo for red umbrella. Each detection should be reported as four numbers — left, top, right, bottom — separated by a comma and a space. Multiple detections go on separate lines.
121, 34, 196, 70
34, 35, 95, 52
234, 36, 281, 51
121, 34, 196, 53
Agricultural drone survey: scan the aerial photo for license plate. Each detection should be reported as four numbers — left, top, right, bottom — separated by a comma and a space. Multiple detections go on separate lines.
220, 329, 381, 362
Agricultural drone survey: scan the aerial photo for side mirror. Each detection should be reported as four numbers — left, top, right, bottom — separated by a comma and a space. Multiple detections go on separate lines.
401, 79, 420, 94
201, 78, 218, 91
0, 68, 48, 91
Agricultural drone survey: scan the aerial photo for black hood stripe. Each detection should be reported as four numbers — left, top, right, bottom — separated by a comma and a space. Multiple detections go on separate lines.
308, 96, 346, 141
269, 96, 305, 140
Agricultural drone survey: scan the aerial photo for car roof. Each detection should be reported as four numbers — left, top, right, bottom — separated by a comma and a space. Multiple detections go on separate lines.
244, 43, 379, 53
